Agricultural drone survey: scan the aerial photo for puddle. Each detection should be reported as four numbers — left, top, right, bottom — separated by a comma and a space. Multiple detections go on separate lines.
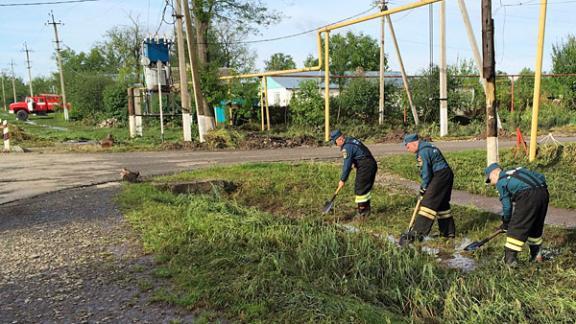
25, 120, 68, 131
336, 224, 478, 272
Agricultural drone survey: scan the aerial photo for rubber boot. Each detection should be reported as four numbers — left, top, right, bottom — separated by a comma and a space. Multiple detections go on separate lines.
529, 245, 543, 262
399, 230, 423, 247
504, 248, 519, 267
355, 201, 371, 219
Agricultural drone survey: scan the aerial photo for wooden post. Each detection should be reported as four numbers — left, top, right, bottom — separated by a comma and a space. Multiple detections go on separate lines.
482, 0, 499, 165
378, 0, 386, 125
127, 87, 136, 138
439, 0, 448, 136
510, 77, 515, 112
529, 0, 548, 161
387, 16, 419, 125
3, 120, 10, 152
174, 0, 192, 142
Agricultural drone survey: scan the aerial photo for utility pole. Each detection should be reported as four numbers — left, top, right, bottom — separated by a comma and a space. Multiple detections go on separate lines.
386, 16, 418, 125
482, 0, 499, 165
1, 71, 7, 111
173, 0, 192, 142
457, 0, 486, 93
378, 0, 387, 125
48, 11, 69, 121
439, 0, 448, 136
9, 60, 17, 103
529, 0, 548, 161
23, 42, 34, 97
181, 0, 212, 142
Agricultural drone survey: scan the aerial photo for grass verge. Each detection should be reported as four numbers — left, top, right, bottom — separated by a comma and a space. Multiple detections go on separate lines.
379, 144, 576, 209
119, 162, 576, 322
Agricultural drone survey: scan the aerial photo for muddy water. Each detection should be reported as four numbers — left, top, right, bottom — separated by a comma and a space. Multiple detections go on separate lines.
336, 223, 478, 272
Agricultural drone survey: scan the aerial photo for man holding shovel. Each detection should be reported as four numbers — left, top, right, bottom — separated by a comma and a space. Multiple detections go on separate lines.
484, 163, 549, 266
400, 134, 455, 245
329, 130, 377, 218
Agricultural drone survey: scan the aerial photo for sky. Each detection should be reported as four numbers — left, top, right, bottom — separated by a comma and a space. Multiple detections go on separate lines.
0, 0, 575, 82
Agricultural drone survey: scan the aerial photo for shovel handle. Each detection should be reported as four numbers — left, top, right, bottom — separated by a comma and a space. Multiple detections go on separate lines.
407, 197, 422, 232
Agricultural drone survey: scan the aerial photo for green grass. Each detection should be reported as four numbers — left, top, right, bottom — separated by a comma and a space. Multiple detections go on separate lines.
0, 111, 190, 152
380, 144, 576, 209
119, 162, 576, 322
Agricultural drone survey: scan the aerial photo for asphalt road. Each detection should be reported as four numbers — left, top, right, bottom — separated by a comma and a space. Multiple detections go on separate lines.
1, 137, 575, 205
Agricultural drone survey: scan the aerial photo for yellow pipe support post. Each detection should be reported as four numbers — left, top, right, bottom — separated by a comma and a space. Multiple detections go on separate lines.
324, 31, 331, 142
264, 76, 271, 131
529, 0, 548, 161
259, 77, 265, 131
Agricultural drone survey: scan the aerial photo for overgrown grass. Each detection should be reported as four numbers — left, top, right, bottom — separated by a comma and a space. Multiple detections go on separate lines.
120, 162, 576, 322
380, 144, 576, 209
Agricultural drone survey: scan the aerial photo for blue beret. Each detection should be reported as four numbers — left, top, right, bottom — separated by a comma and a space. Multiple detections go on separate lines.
484, 163, 501, 183
329, 129, 342, 143
403, 133, 419, 145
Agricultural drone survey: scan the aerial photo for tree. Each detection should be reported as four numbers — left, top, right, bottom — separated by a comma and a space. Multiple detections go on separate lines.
208, 18, 256, 73
551, 35, 576, 108
330, 32, 382, 85
264, 53, 296, 71
95, 15, 145, 83
289, 80, 323, 128
303, 54, 317, 68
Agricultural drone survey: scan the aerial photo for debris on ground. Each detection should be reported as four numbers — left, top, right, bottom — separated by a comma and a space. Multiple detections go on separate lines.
120, 168, 141, 183
239, 133, 320, 150
100, 134, 114, 148
98, 118, 119, 128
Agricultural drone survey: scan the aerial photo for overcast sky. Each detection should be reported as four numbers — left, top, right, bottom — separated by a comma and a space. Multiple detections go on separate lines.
1, 0, 575, 81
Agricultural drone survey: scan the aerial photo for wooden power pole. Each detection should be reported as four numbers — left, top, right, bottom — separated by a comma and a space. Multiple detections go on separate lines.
482, 0, 499, 165
439, 0, 448, 136
23, 42, 34, 97
9, 60, 17, 103
173, 0, 193, 142
1, 72, 7, 111
181, 0, 213, 142
378, 0, 386, 125
48, 11, 69, 121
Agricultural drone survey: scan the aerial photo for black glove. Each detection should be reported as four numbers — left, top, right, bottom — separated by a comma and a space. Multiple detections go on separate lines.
419, 188, 426, 197
500, 221, 509, 232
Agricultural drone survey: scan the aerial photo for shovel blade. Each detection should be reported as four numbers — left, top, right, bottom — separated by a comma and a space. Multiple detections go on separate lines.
463, 241, 482, 251
322, 200, 335, 214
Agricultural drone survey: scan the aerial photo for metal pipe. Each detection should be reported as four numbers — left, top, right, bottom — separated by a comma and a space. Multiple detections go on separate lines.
529, 0, 549, 161
324, 31, 330, 142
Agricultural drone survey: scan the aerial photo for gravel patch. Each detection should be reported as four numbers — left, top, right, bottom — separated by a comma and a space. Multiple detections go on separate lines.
0, 185, 195, 323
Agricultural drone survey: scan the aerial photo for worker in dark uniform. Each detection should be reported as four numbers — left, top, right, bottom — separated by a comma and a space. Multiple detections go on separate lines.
484, 163, 549, 266
401, 134, 455, 244
330, 130, 378, 217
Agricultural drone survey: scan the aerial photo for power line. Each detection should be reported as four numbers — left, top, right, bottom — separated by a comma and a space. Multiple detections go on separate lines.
0, 0, 99, 7
208, 4, 378, 46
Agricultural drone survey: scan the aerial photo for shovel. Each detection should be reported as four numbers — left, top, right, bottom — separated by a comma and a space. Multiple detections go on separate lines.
463, 229, 504, 252
399, 197, 422, 246
322, 186, 343, 214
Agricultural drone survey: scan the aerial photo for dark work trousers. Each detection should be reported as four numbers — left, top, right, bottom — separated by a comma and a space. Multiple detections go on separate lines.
354, 158, 378, 206
413, 167, 455, 237
505, 187, 549, 252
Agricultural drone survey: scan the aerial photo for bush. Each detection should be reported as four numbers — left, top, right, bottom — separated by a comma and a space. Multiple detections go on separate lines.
103, 82, 129, 122
288, 80, 324, 128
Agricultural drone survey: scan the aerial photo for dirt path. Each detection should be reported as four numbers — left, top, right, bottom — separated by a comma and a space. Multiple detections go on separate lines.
0, 184, 195, 323
376, 172, 576, 228
3, 136, 576, 205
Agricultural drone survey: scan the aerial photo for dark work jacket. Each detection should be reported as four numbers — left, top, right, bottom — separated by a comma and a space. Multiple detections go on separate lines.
496, 167, 547, 221
416, 141, 450, 191
340, 137, 374, 182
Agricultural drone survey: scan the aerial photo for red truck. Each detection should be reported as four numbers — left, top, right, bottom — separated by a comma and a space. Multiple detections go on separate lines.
9, 94, 69, 121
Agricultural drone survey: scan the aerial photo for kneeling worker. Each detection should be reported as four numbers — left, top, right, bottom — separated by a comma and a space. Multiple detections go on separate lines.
401, 134, 455, 243
330, 130, 378, 217
484, 163, 549, 265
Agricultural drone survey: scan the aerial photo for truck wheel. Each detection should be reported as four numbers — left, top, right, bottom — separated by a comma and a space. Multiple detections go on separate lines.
16, 110, 29, 121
